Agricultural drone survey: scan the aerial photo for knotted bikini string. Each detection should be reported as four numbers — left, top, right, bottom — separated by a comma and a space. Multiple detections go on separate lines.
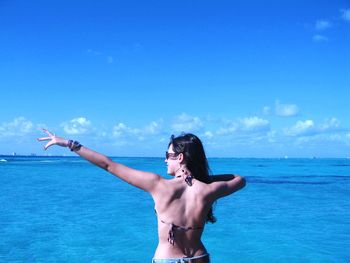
160, 219, 203, 245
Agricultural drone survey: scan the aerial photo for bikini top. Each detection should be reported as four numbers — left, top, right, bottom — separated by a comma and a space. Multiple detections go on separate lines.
155, 209, 204, 245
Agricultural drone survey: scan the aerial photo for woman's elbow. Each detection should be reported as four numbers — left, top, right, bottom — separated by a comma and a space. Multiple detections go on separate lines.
236, 175, 246, 189
104, 158, 115, 172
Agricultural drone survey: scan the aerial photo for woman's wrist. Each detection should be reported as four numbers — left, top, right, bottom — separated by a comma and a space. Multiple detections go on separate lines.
67, 139, 73, 148
67, 140, 82, 152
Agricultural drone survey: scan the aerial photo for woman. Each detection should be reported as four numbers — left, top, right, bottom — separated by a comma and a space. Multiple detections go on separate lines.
38, 129, 246, 263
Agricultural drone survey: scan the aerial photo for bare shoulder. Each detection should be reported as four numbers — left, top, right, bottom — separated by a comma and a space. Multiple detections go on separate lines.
150, 177, 176, 198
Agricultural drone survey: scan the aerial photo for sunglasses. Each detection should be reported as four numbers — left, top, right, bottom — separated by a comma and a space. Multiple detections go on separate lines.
165, 151, 179, 160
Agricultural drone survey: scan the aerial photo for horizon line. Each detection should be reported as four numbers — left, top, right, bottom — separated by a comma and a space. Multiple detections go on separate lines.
1, 154, 349, 159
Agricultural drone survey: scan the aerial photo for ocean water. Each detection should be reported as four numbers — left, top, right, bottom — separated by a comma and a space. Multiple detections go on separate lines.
0, 156, 349, 262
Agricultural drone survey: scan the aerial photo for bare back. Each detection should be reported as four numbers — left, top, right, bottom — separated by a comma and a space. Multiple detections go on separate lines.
152, 177, 213, 258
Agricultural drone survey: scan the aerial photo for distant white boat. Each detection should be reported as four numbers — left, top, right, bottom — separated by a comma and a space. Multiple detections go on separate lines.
0, 159, 7, 162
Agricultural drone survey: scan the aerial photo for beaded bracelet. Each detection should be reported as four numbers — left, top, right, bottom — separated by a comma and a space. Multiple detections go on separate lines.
67, 140, 73, 149
67, 140, 82, 152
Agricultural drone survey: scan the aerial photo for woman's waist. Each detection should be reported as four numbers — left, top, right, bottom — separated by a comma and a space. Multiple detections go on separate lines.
158, 224, 204, 244
152, 252, 210, 263
154, 242, 207, 259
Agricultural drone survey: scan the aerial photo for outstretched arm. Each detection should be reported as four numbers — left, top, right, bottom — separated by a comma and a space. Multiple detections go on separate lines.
208, 174, 246, 199
37, 129, 162, 193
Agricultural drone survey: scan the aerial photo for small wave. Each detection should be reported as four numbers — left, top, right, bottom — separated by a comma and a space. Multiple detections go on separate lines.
0, 159, 7, 162
250, 179, 330, 185
281, 175, 350, 179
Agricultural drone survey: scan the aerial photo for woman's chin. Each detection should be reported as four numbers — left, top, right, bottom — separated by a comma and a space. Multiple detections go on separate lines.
166, 169, 174, 176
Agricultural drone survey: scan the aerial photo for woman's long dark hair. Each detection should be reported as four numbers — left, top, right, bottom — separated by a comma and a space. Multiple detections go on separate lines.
169, 133, 216, 223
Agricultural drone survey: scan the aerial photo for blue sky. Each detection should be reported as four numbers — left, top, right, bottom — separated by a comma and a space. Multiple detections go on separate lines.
0, 0, 349, 157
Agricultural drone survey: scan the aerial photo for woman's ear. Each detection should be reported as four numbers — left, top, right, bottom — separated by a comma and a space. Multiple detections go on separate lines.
178, 152, 185, 164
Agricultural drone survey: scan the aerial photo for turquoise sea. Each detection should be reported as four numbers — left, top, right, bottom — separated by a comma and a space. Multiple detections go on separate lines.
0, 156, 349, 262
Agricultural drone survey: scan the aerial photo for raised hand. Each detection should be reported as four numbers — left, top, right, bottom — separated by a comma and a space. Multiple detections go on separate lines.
37, 129, 68, 150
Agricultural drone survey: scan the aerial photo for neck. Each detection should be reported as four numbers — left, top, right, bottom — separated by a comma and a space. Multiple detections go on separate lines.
174, 166, 183, 178
174, 165, 193, 181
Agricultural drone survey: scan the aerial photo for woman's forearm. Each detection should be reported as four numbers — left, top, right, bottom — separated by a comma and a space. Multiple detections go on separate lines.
73, 145, 112, 171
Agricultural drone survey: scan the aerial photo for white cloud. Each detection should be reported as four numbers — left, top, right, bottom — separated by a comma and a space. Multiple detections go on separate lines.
203, 131, 214, 139
172, 113, 203, 132
294, 132, 350, 147
267, 131, 277, 143
285, 120, 315, 136
285, 118, 341, 137
112, 120, 163, 140
340, 9, 350, 21
320, 117, 340, 131
275, 100, 299, 117
216, 116, 269, 135
217, 126, 237, 135
346, 133, 350, 145
315, 19, 332, 30
112, 123, 138, 137
313, 34, 329, 42
61, 117, 91, 135
144, 121, 162, 135
240, 116, 270, 131
0, 117, 34, 137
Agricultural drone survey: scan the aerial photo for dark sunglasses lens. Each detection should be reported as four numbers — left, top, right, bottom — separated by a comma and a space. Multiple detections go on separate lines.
166, 152, 177, 159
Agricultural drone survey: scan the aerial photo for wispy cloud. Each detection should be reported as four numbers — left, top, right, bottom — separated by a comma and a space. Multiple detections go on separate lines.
107, 56, 114, 64
217, 124, 237, 135
312, 20, 330, 42
112, 120, 164, 143
0, 117, 34, 137
285, 120, 315, 136
294, 132, 350, 147
113, 123, 138, 137
345, 133, 350, 146
217, 116, 270, 135
275, 100, 299, 117
240, 116, 270, 131
284, 118, 341, 137
320, 117, 340, 130
340, 8, 350, 21
313, 34, 329, 42
87, 49, 101, 55
309, 9, 350, 43
262, 106, 271, 115
315, 19, 332, 30
87, 49, 114, 64
171, 113, 203, 133
203, 131, 214, 139
61, 117, 91, 135
144, 121, 163, 135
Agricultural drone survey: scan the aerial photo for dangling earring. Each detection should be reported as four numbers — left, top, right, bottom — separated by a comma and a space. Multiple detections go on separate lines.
181, 166, 193, 186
